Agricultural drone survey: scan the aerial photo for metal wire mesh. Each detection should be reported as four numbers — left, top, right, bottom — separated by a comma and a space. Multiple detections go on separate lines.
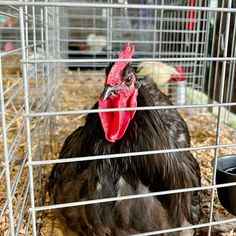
0, 0, 236, 236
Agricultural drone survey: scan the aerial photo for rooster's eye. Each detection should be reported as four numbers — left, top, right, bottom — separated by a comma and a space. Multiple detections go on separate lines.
125, 76, 132, 85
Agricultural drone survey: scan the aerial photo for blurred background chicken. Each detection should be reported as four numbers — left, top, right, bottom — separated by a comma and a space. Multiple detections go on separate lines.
86, 33, 106, 53
137, 61, 185, 87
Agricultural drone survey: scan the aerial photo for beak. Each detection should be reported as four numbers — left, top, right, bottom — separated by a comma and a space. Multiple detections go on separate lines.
101, 85, 115, 101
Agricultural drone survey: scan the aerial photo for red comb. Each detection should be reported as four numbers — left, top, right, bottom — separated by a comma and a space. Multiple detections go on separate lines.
106, 42, 135, 85
170, 66, 185, 81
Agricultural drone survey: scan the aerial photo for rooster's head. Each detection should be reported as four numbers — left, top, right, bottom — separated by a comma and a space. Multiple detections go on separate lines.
98, 42, 140, 142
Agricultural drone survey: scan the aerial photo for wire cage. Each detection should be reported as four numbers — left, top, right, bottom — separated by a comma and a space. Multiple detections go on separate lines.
0, 0, 236, 236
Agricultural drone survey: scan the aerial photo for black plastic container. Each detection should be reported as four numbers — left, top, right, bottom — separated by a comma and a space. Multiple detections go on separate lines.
214, 154, 236, 216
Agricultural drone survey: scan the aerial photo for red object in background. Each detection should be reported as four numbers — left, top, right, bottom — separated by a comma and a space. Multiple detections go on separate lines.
3, 42, 16, 51
186, 0, 196, 30
1, 18, 17, 51
170, 66, 185, 81
1, 18, 16, 27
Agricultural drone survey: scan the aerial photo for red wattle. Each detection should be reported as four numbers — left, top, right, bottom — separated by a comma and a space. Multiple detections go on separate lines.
98, 89, 138, 142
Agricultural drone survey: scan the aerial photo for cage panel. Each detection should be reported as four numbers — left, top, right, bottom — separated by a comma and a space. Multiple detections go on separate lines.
0, 1, 236, 236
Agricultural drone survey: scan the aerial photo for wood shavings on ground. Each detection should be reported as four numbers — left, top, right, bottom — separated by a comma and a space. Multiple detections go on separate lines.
1, 69, 236, 235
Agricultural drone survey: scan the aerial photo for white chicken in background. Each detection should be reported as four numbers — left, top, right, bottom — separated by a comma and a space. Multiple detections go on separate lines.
137, 61, 184, 86
86, 34, 106, 53
137, 61, 186, 104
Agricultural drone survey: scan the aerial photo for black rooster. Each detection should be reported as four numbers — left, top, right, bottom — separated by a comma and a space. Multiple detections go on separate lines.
49, 42, 201, 236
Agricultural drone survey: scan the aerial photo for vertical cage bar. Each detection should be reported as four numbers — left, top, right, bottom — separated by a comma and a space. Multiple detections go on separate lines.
191, 0, 202, 104
0, 58, 15, 236
44, 1, 53, 155
200, 1, 210, 99
19, 5, 37, 236
55, 6, 61, 113
228, 38, 236, 113
40, 7, 46, 113
207, 6, 217, 109
152, 0, 158, 58
207, 1, 232, 235
108, 0, 113, 58
212, 0, 225, 105
159, 0, 164, 58
225, 14, 236, 120
45, 1, 51, 112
